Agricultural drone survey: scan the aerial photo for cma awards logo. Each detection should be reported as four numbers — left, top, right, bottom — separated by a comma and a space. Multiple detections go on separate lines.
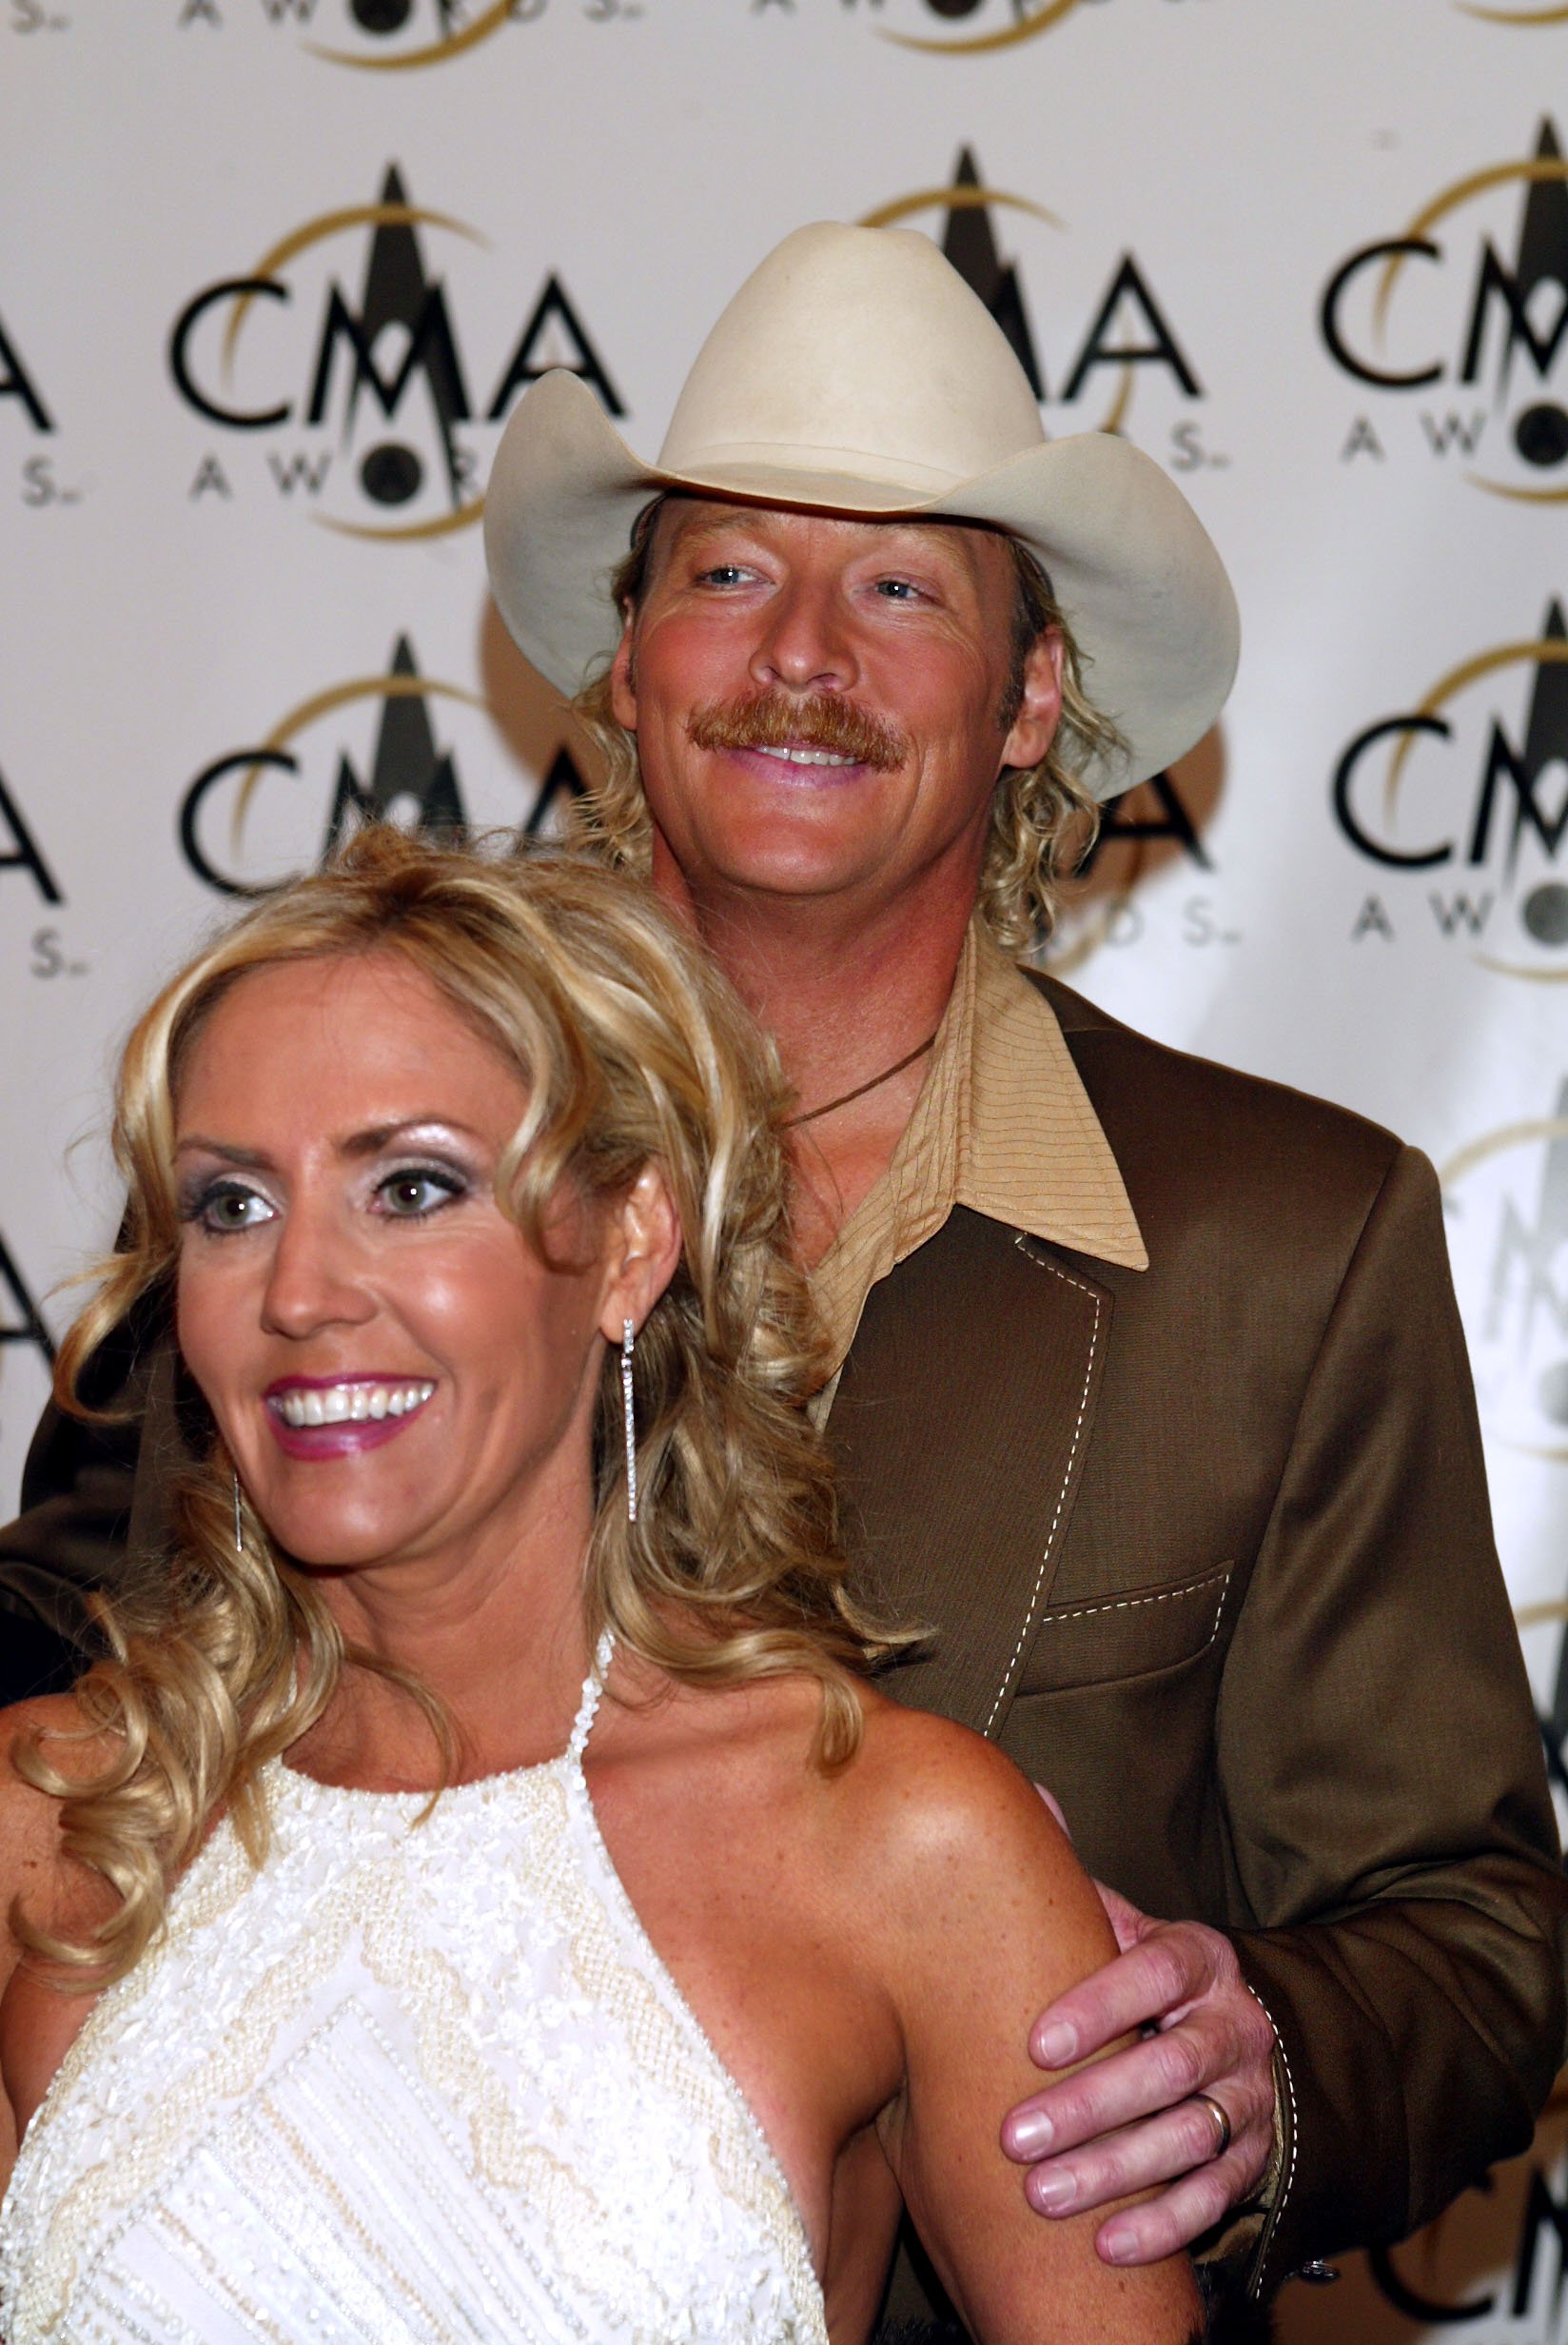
845, 0, 1196, 54
1333, 602, 1568, 975
179, 638, 585, 897
1441, 1083, 1568, 1457
168, 164, 622, 541
179, 0, 620, 69
864, 149, 1221, 468
1323, 120, 1568, 502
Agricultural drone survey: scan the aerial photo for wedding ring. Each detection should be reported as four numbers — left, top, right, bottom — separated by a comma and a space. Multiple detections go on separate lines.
1193, 2092, 1232, 2162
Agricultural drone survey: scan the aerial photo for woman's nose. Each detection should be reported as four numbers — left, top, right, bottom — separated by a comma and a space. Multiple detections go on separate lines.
259, 1207, 375, 1339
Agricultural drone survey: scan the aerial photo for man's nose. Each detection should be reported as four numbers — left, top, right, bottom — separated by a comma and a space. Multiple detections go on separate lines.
260, 1206, 376, 1340
748, 575, 858, 695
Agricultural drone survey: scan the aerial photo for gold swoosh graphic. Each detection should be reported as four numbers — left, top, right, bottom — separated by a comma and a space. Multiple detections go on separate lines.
879, 0, 1082, 53
231, 673, 490, 842
1471, 474, 1568, 504
1438, 1113, 1568, 1188
1472, 954, 1568, 981
1374, 157, 1568, 329
221, 203, 486, 368
860, 185, 1065, 233
308, 0, 513, 68
1458, 1, 1568, 20
315, 500, 486, 544
1384, 637, 1568, 812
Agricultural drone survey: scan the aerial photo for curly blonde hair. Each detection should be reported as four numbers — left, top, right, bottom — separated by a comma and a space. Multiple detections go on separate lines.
19, 828, 911, 1984
568, 501, 1122, 955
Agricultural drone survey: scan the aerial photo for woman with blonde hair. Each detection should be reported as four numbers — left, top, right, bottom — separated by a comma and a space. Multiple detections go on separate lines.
0, 828, 1200, 2344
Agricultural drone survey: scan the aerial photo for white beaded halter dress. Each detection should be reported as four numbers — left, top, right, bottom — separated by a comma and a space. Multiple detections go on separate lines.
0, 1639, 829, 2344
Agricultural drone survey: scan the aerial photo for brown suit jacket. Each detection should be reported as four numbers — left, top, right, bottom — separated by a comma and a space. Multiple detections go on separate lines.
2, 975, 1563, 2309
832, 975, 1567, 2302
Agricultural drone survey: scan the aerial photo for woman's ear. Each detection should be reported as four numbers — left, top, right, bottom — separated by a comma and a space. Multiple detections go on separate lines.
599, 1163, 682, 1343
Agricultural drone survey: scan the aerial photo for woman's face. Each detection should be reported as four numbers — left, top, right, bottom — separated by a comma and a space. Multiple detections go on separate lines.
173, 951, 633, 1583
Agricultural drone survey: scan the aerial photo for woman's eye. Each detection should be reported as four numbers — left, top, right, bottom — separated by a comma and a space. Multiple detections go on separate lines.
191, 1183, 274, 1234
376, 1169, 462, 1219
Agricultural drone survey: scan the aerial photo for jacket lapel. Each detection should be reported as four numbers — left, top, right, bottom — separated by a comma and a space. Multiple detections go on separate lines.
827, 1206, 1109, 1738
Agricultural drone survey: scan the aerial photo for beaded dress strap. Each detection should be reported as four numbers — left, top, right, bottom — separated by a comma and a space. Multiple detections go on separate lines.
567, 1628, 616, 1765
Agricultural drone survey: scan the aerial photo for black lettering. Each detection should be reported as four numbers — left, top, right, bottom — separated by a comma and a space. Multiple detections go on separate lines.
519, 744, 587, 840
169, 280, 290, 428
1341, 416, 1386, 462
1082, 771, 1211, 872
1332, 715, 1454, 867
1460, 240, 1568, 388
188, 454, 232, 499
0, 1230, 53, 1364
305, 284, 471, 429
266, 448, 332, 496
1429, 889, 1494, 936
1320, 239, 1443, 390
1421, 410, 1487, 457
1368, 2240, 1494, 2325
1470, 719, 1568, 872
1350, 895, 1396, 942
1512, 2166, 1568, 2320
488, 275, 626, 420
0, 311, 53, 431
0, 766, 62, 901
1061, 256, 1201, 404
179, 749, 298, 897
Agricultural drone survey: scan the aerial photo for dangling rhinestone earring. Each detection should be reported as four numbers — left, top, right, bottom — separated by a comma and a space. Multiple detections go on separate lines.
233, 1469, 245, 1559
620, 1318, 638, 1524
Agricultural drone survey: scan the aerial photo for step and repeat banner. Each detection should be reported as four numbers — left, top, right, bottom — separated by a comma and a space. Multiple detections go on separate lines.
1, 0, 1565, 2331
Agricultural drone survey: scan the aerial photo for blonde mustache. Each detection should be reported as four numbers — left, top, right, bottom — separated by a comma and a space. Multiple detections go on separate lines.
687, 691, 908, 771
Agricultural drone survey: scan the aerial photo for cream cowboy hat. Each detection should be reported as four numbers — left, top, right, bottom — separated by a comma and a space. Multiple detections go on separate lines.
484, 222, 1239, 797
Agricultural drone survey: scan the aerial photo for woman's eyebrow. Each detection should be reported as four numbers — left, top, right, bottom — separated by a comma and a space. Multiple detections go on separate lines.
335, 1118, 486, 1158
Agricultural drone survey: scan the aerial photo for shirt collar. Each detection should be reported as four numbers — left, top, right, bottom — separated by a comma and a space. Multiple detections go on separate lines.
811, 918, 1146, 1379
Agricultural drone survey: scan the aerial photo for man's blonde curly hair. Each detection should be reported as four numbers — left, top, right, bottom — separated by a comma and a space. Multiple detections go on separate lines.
569, 499, 1123, 955
17, 828, 912, 1987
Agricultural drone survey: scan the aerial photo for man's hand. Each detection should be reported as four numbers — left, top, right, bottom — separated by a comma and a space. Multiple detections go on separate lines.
1000, 1882, 1278, 2265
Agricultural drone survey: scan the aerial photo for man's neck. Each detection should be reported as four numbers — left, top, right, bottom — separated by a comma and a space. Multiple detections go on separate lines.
651, 861, 973, 1265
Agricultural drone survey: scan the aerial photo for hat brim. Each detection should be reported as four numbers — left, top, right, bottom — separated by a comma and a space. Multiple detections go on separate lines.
484, 370, 1239, 798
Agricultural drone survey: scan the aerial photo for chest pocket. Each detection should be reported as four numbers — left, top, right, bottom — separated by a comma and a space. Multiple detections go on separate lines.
1019, 1562, 1232, 1695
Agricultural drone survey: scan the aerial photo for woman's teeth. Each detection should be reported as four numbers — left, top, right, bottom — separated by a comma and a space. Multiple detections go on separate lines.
273, 1381, 435, 1428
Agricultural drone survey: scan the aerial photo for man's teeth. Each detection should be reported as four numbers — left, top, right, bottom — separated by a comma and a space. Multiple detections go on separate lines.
751, 743, 854, 767
274, 1381, 435, 1429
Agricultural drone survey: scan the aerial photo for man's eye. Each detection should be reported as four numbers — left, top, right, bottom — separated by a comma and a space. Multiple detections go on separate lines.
188, 1182, 274, 1234
377, 1169, 463, 1219
696, 563, 752, 588
875, 578, 921, 601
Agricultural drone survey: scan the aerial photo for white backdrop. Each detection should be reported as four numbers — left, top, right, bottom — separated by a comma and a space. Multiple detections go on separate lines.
2, 2, 1566, 2332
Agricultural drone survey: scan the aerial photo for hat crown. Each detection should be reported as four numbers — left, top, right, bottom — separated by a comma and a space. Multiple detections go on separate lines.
657, 223, 1047, 496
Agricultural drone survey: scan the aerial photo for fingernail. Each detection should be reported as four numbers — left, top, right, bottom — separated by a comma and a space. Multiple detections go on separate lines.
1100, 2227, 1136, 2264
1006, 2111, 1053, 2158
1029, 2169, 1077, 2215
1036, 2022, 1076, 2067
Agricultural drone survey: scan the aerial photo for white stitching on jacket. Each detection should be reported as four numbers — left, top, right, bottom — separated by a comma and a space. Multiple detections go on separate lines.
1040, 1575, 1237, 1650
984, 1239, 1103, 1735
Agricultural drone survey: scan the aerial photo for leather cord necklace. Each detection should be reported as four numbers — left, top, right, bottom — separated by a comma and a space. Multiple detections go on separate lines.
784, 1030, 939, 1129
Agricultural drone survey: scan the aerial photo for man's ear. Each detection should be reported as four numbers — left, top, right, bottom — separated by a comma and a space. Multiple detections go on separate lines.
1002, 627, 1065, 772
599, 1162, 682, 1344
608, 614, 638, 732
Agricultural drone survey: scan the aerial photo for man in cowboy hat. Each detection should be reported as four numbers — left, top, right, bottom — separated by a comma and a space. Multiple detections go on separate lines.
480, 221, 1567, 2312
2, 223, 1563, 2320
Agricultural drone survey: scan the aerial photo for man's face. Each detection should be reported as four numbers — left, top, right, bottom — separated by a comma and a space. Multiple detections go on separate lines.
608, 501, 1061, 922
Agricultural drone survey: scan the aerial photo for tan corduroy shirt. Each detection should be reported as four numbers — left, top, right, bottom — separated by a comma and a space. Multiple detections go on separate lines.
812, 919, 1147, 1392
